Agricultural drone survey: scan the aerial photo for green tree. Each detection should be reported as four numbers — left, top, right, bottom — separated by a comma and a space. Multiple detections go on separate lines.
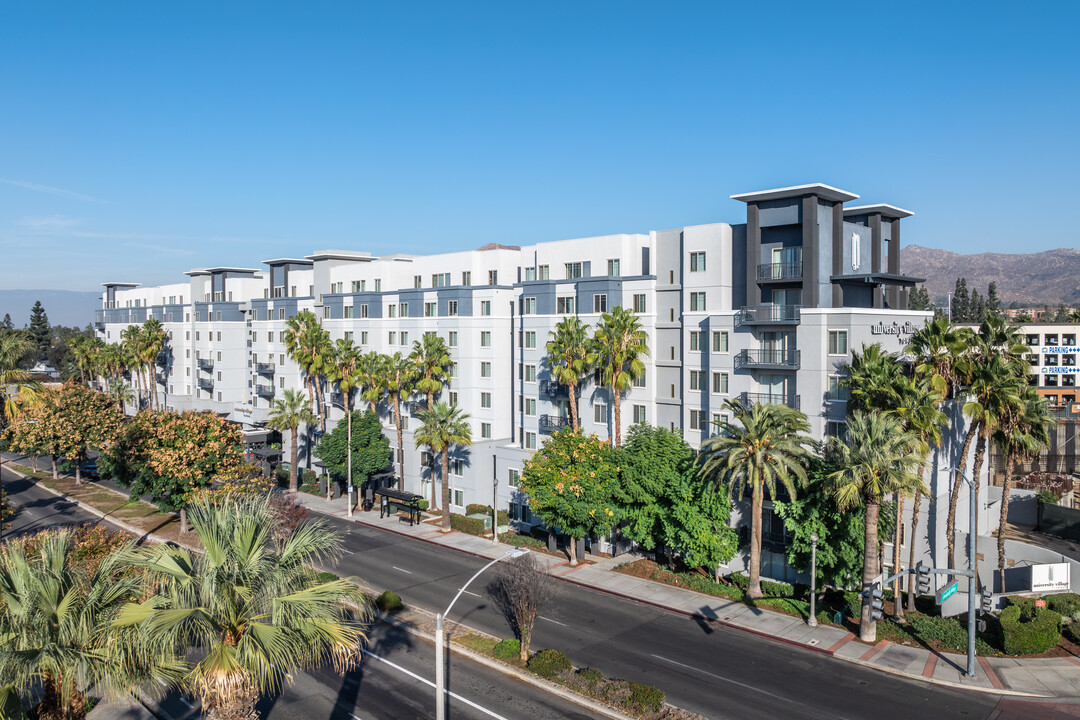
283, 310, 332, 430
986, 282, 1001, 317
357, 351, 388, 413
116, 494, 370, 720
328, 338, 363, 413
0, 314, 12, 330
410, 333, 453, 410
414, 402, 471, 530
844, 343, 904, 415
266, 389, 317, 492
0, 530, 182, 720
545, 316, 593, 431
384, 352, 417, 487
592, 306, 649, 447
27, 301, 49, 359
908, 286, 933, 312
47, 384, 126, 485
829, 412, 925, 642
0, 331, 41, 424
952, 277, 970, 322
519, 429, 619, 566
315, 410, 391, 494
698, 399, 814, 599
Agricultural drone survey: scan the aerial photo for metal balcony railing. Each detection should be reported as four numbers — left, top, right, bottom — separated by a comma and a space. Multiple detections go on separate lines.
538, 379, 567, 397
255, 384, 275, 399
197, 378, 214, 391
197, 358, 214, 371
156, 351, 168, 367
739, 392, 800, 411
823, 389, 851, 404
93, 310, 105, 329
757, 261, 804, 281
735, 305, 802, 325
255, 362, 275, 375
734, 348, 801, 370
538, 414, 572, 434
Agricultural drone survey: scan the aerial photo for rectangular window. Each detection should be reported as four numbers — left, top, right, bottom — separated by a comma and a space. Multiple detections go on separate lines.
414, 275, 422, 289
712, 372, 728, 394
829, 376, 851, 401
689, 370, 704, 391
344, 331, 353, 342
450, 458, 464, 476
524, 331, 536, 349
828, 330, 849, 355
388, 331, 397, 345
508, 469, 520, 487
448, 331, 458, 347
462, 271, 471, 286
344, 306, 354, 319
481, 362, 492, 378
279, 353, 285, 365
690, 409, 705, 430
400, 331, 408, 346
713, 331, 729, 352
557, 296, 576, 315
525, 398, 536, 416
482, 423, 493, 439
690, 251, 706, 272
481, 331, 492, 347
453, 489, 464, 506
361, 331, 368, 345
449, 391, 458, 406
632, 370, 645, 388
388, 304, 397, 318
399, 302, 408, 316
481, 300, 491, 316
593, 294, 607, 313
323, 306, 331, 319
360, 304, 368, 318
689, 331, 703, 352
690, 292, 706, 312
374, 279, 381, 292
448, 300, 458, 316
594, 403, 608, 423
488, 270, 498, 285
538, 265, 550, 280
633, 404, 646, 424
424, 302, 436, 317
711, 413, 726, 435
525, 431, 536, 449
522, 297, 537, 315
607, 258, 620, 277
525, 267, 536, 282
524, 365, 536, 382
481, 392, 492, 408
633, 293, 646, 313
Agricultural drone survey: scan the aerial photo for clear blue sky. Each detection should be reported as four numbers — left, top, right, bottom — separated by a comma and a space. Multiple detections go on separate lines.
1, 1, 1077, 291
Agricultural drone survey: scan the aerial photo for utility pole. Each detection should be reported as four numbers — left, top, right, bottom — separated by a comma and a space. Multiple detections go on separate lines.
808, 533, 818, 628
346, 403, 353, 518
492, 453, 498, 544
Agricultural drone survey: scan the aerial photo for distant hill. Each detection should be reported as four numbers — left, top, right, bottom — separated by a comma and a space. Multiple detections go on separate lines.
0, 290, 101, 329
901, 245, 1080, 306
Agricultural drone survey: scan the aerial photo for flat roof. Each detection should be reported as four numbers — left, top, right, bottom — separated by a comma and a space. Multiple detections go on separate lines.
204, 267, 260, 274
101, 281, 140, 288
306, 249, 374, 262
844, 204, 914, 219
731, 183, 859, 204
261, 258, 314, 266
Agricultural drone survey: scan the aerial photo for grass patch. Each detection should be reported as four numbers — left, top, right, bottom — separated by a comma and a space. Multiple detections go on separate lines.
452, 633, 499, 655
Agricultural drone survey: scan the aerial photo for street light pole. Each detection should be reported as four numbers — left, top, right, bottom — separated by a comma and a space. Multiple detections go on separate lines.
966, 468, 978, 678
435, 548, 528, 720
346, 403, 353, 518
808, 533, 818, 628
492, 453, 498, 545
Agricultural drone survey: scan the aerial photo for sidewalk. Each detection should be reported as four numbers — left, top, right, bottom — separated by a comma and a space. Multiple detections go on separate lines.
295, 491, 1080, 700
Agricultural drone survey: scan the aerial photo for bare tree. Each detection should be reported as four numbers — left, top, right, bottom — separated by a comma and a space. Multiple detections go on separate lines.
486, 553, 556, 662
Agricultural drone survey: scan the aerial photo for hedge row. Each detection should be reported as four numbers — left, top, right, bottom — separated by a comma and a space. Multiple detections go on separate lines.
449, 513, 487, 536
1000, 605, 1062, 655
728, 572, 797, 598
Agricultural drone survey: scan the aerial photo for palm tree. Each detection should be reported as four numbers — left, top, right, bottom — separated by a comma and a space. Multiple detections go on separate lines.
829, 412, 925, 642
0, 332, 41, 423
592, 307, 649, 447
140, 317, 166, 410
0, 530, 182, 720
357, 351, 388, 413
415, 403, 472, 530
411, 333, 453, 410
283, 311, 332, 430
699, 399, 814, 599
844, 343, 904, 414
907, 317, 969, 398
993, 388, 1053, 590
329, 338, 363, 414
120, 325, 146, 409
267, 389, 317, 492
545, 316, 592, 431
384, 352, 418, 487
116, 494, 370, 720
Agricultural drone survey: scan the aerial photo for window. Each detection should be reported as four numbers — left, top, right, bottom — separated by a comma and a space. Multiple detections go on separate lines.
344, 306, 354, 319
633, 404, 646, 424
399, 302, 408, 316
481, 392, 492, 408
374, 279, 381, 291
450, 458, 464, 476
449, 391, 458, 405
524, 331, 536, 349
690, 251, 706, 272
453, 489, 464, 506
388, 304, 397, 318
689, 370, 704, 391
594, 403, 608, 423
525, 268, 536, 282
689, 331, 703, 351
508, 469, 520, 488
400, 331, 408, 346
360, 304, 368, 318
448, 300, 458, 316
690, 292, 706, 311
565, 262, 583, 279
712, 372, 728, 394
279, 308, 286, 320
607, 258, 620, 277
414, 275, 422, 289
711, 413, 726, 435
481, 331, 492, 347
361, 331, 369, 344
279, 353, 285, 365
448, 331, 458, 347
216, 331, 222, 342
344, 331, 353, 342
632, 370, 645, 388
425, 302, 436, 317
690, 410, 705, 430
828, 376, 851, 401
432, 273, 449, 288
351, 280, 364, 293
538, 265, 550, 280
828, 330, 849, 355
826, 421, 847, 441
482, 269, 496, 286
524, 431, 536, 449
389, 331, 397, 345
462, 271, 471, 286
633, 294, 646, 313
524, 365, 536, 382
481, 362, 492, 378
482, 423, 493, 439
593, 294, 607, 313
481, 300, 491, 316
525, 398, 536, 416
557, 296, 576, 314
713, 331, 729, 352
522, 297, 537, 315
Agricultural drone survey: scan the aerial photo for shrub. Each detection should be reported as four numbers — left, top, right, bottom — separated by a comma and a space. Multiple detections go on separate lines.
502, 532, 545, 550
1000, 605, 1062, 655
1004, 596, 1038, 616
274, 466, 289, 484
624, 681, 665, 714
416, 498, 429, 510
1066, 623, 1080, 644
301, 469, 317, 485
1036, 489, 1059, 505
375, 590, 404, 613
577, 667, 603, 687
527, 649, 571, 678
1046, 593, 1080, 618
466, 503, 490, 516
844, 591, 863, 619
726, 572, 794, 598
449, 513, 486, 536
493, 638, 520, 660
529, 526, 549, 541
313, 571, 340, 583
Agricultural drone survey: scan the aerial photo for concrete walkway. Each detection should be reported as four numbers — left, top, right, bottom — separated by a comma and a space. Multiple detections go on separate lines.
295, 491, 1080, 699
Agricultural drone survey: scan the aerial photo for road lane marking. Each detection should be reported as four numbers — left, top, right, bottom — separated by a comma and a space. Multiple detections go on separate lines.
651, 654, 795, 704
348, 713, 366, 720
361, 648, 511, 720
539, 615, 567, 626
392, 566, 413, 574
463, 590, 482, 598
341, 548, 355, 554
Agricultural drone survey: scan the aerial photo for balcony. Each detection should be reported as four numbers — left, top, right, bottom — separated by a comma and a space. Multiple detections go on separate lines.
539, 379, 567, 397
734, 348, 801, 370
735, 305, 802, 326
197, 358, 214, 372
255, 362, 275, 375
538, 414, 572, 434
739, 391, 800, 411
255, 384, 275, 399
93, 310, 105, 330
156, 351, 169, 367
197, 378, 214, 392
757, 262, 804, 282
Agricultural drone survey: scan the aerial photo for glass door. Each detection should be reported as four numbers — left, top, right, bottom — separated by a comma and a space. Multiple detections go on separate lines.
759, 374, 787, 405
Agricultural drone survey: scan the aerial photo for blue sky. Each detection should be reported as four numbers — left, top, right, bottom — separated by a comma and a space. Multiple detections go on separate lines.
1, 1, 1077, 291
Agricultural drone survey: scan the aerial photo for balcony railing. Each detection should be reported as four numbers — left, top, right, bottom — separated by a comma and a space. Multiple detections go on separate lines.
156, 351, 169, 367
255, 362, 275, 375
197, 378, 214, 391
197, 358, 214, 372
255, 385, 275, 399
757, 261, 804, 282
739, 391, 800, 411
734, 348, 801, 370
538, 414, 572, 434
735, 305, 802, 325
539, 379, 567, 397
93, 310, 105, 329
824, 389, 851, 404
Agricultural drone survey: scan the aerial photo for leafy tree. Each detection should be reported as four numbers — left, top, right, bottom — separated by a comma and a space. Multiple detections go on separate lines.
908, 286, 933, 311
314, 409, 391, 494
49, 384, 126, 485
519, 429, 619, 566
545, 316, 593, 431
414, 402, 471, 529
116, 494, 370, 720
592, 306, 649, 447
356, 351, 387, 412
27, 301, 49, 359
266, 389, 316, 492
0, 314, 12, 330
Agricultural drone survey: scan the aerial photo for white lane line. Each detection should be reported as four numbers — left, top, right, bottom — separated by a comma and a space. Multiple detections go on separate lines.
348, 713, 366, 720
340, 548, 355, 554
651, 654, 795, 703
392, 566, 412, 574
178, 697, 195, 709
539, 615, 567, 626
361, 648, 511, 720
463, 590, 482, 598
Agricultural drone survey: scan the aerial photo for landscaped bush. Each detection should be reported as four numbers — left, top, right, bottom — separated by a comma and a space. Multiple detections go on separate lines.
502, 532, 546, 550
313, 571, 340, 583
844, 591, 863, 619
1037, 489, 1059, 505
375, 590, 404, 613
1046, 593, 1080, 618
909, 616, 971, 653
1000, 605, 1062, 655
466, 503, 489, 515
417, 498, 429, 511
301, 469, 317, 486
527, 649, 571, 678
624, 681, 665, 714
493, 638, 520, 660
727, 572, 794, 598
529, 526, 550, 542
449, 513, 487, 536
577, 667, 604, 687
274, 466, 289, 484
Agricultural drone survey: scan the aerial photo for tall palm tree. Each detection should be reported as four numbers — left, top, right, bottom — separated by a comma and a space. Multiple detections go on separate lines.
329, 338, 363, 414
116, 494, 370, 720
592, 306, 649, 447
266, 389, 317, 492
410, 333, 453, 410
907, 317, 969, 398
0, 530, 182, 720
415, 403, 472, 531
0, 332, 41, 423
699, 399, 814, 599
283, 311, 332, 430
829, 412, 925, 642
844, 343, 904, 414
545, 316, 592, 431
357, 351, 388, 413
140, 317, 166, 410
120, 325, 146, 409
993, 388, 1053, 590
384, 352, 418, 487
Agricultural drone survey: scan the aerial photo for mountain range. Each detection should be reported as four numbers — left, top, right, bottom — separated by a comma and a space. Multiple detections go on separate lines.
899, 246, 1080, 307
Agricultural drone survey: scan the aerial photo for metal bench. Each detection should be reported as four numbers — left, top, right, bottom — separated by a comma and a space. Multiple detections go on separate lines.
376, 488, 425, 526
